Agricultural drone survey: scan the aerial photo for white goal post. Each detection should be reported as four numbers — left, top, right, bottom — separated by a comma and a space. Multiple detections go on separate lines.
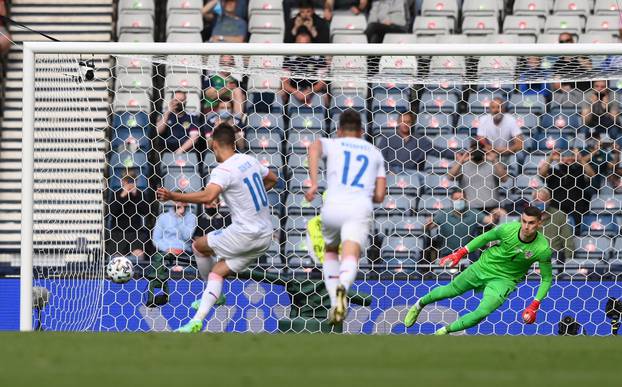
19, 41, 622, 332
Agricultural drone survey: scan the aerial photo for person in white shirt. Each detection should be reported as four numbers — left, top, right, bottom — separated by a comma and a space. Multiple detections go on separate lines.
476, 96, 524, 158
305, 109, 387, 324
157, 123, 278, 333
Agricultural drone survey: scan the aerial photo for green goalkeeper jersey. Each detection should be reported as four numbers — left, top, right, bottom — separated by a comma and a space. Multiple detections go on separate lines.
466, 221, 553, 301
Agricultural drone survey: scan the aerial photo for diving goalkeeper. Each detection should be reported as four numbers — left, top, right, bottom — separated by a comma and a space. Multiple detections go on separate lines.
404, 206, 553, 335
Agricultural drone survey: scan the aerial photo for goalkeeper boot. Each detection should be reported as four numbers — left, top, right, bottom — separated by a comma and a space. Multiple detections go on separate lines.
404, 301, 423, 328
175, 319, 203, 333
434, 326, 449, 336
190, 294, 226, 310
333, 284, 348, 324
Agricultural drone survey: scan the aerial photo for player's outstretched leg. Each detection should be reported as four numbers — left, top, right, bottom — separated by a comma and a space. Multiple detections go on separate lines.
323, 249, 341, 324
404, 268, 478, 328
333, 241, 360, 324
439, 281, 511, 335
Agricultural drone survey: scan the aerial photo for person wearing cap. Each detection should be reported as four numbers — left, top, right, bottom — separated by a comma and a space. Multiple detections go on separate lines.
539, 148, 596, 233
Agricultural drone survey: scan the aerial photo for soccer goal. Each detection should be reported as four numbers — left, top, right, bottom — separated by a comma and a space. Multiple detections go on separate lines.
18, 41, 622, 334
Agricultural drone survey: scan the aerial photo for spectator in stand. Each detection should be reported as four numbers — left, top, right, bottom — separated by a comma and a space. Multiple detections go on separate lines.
324, 0, 368, 21
365, 0, 410, 44
209, 0, 248, 43
106, 173, 153, 263
282, 28, 328, 106
581, 80, 619, 139
476, 96, 524, 162
0, 1, 11, 55
148, 199, 197, 307
202, 55, 245, 115
157, 91, 202, 154
203, 100, 247, 151
285, 0, 330, 43
532, 188, 575, 262
425, 189, 490, 262
518, 56, 551, 100
284, 0, 333, 22
378, 111, 452, 174
551, 32, 592, 92
583, 134, 620, 191
448, 141, 509, 211
538, 148, 596, 232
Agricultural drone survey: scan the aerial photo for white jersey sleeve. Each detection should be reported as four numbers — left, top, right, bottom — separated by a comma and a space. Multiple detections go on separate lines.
208, 165, 233, 190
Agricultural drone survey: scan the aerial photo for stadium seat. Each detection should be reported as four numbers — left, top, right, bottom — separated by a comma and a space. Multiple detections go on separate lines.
580, 214, 621, 237
540, 113, 582, 131
161, 151, 199, 169
537, 33, 564, 43
477, 55, 518, 77
331, 56, 367, 75
245, 130, 281, 152
247, 150, 283, 172
165, 55, 202, 74
429, 55, 467, 77
249, 33, 283, 44
381, 236, 424, 260
118, 32, 154, 43
383, 215, 427, 237
164, 73, 202, 93
486, 34, 521, 44
522, 154, 546, 175
163, 170, 203, 193
371, 112, 401, 135
330, 14, 367, 36
421, 173, 459, 195
386, 173, 422, 196
285, 192, 322, 216
462, 0, 499, 17
162, 90, 201, 113
119, 0, 155, 14
503, 16, 542, 42
379, 55, 417, 77
113, 91, 152, 113
594, 0, 620, 15
249, 14, 285, 35
330, 95, 366, 114
371, 94, 410, 114
414, 112, 455, 134
287, 130, 323, 153
466, 91, 499, 114
382, 33, 418, 44
418, 194, 453, 213
167, 0, 202, 13
117, 12, 154, 35
544, 16, 583, 36
110, 112, 152, 152
425, 156, 453, 174
286, 152, 322, 171
432, 134, 471, 153
419, 89, 460, 113
166, 12, 203, 35
511, 93, 547, 114
332, 33, 368, 44
585, 15, 620, 35
246, 89, 285, 114
578, 32, 616, 44
330, 79, 369, 96
575, 236, 612, 260
420, 0, 459, 23
167, 32, 202, 42
289, 113, 325, 131
114, 72, 153, 96
109, 150, 150, 190
375, 194, 415, 217
247, 113, 285, 133
513, 0, 549, 19
413, 16, 452, 36
590, 195, 622, 214
288, 171, 326, 193
284, 215, 315, 232
553, 0, 591, 19
248, 0, 283, 16
456, 113, 481, 133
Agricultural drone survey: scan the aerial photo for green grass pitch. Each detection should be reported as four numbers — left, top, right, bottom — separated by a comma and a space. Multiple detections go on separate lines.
0, 333, 618, 387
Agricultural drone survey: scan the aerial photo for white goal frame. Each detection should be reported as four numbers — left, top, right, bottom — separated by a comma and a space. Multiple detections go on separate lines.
19, 41, 622, 331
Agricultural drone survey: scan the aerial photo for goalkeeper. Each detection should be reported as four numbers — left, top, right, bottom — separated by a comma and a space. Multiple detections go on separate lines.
404, 206, 553, 335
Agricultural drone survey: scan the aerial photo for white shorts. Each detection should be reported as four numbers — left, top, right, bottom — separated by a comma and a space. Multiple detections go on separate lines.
206, 224, 272, 273
320, 204, 372, 249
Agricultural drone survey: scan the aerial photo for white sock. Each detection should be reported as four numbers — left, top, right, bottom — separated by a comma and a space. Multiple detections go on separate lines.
192, 272, 223, 321
323, 252, 340, 306
339, 255, 358, 291
195, 254, 214, 281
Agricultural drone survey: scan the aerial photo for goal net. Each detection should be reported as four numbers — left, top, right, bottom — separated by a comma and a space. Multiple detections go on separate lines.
18, 42, 622, 335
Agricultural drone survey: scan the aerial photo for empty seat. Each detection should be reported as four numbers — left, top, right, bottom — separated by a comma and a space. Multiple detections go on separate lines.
110, 111, 152, 152
118, 32, 154, 43
379, 56, 417, 77
248, 0, 283, 16
419, 90, 460, 113
544, 16, 583, 35
332, 33, 368, 43
575, 236, 613, 259
386, 173, 421, 195
331, 56, 367, 74
115, 72, 153, 95
418, 194, 453, 212
246, 130, 281, 152
113, 91, 152, 113
429, 55, 467, 77
578, 32, 616, 43
288, 171, 326, 192
117, 13, 154, 35
167, 0, 202, 13
375, 194, 415, 216
462, 16, 499, 35
249, 33, 283, 44
161, 152, 200, 169
166, 12, 203, 35
381, 236, 424, 260
415, 112, 454, 133
119, 0, 155, 14
537, 33, 564, 43
247, 113, 285, 132
585, 15, 620, 35
413, 16, 452, 35
287, 130, 323, 153
384, 215, 427, 237
462, 0, 499, 17
422, 173, 459, 194
165, 54, 202, 74
503, 15, 542, 40
513, 0, 549, 18
478, 56, 518, 76
285, 215, 315, 232
382, 33, 418, 44
167, 32, 202, 42
286, 193, 322, 216
511, 93, 547, 114
580, 214, 621, 236
553, 0, 590, 18
330, 14, 367, 36
249, 14, 285, 34
486, 33, 522, 44
421, 0, 459, 22
109, 151, 150, 190
164, 73, 202, 92
594, 0, 621, 15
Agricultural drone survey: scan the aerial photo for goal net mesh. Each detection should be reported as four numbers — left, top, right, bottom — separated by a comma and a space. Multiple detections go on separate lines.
25, 47, 622, 335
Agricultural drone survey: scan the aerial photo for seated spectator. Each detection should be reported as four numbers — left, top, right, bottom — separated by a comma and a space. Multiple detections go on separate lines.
518, 56, 551, 100
325, 0, 368, 19
532, 188, 575, 262
476, 96, 524, 161
282, 29, 328, 106
448, 141, 509, 211
209, 0, 247, 43
538, 148, 596, 231
285, 0, 330, 43
284, 0, 332, 22
156, 91, 202, 154
365, 0, 410, 44
0, 0, 11, 55
551, 81, 585, 111
201, 0, 221, 41
583, 134, 620, 190
581, 80, 619, 139
378, 111, 450, 173
202, 55, 245, 114
193, 202, 231, 239
551, 33, 592, 92
204, 100, 247, 151
148, 200, 197, 307
106, 173, 153, 263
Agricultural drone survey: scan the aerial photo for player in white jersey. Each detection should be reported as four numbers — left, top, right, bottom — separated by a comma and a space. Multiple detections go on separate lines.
157, 123, 278, 333
305, 109, 387, 324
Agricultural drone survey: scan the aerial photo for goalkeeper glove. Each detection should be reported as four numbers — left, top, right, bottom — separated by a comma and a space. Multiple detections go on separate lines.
439, 247, 468, 267
522, 300, 540, 324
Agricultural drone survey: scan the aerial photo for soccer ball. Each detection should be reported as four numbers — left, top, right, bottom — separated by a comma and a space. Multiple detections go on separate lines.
106, 257, 134, 284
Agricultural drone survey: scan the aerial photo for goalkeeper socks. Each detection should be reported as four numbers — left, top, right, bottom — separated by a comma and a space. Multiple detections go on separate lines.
193, 272, 223, 321
339, 255, 358, 291
195, 254, 215, 281
323, 252, 340, 306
